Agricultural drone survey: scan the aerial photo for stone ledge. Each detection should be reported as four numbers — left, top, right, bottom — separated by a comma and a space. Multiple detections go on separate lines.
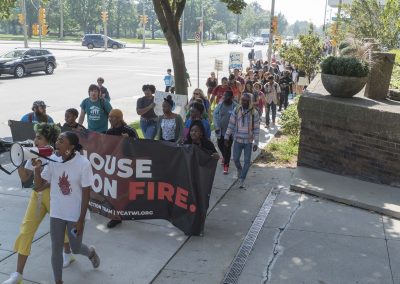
300, 75, 400, 141
291, 166, 400, 219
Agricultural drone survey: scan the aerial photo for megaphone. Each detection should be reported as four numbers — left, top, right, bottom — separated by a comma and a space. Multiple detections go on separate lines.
10, 143, 54, 168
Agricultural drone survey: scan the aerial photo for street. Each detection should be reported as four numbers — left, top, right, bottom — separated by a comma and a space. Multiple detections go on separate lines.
0, 41, 262, 137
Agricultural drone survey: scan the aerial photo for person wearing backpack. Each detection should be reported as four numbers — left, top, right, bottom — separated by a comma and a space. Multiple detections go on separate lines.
79, 84, 112, 133
20, 100, 54, 123
264, 75, 281, 127
224, 93, 260, 189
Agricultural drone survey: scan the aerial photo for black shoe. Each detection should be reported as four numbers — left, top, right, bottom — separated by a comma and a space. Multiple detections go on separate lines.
107, 220, 122, 228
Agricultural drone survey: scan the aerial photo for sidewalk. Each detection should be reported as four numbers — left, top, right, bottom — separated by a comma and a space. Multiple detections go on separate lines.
2, 106, 398, 284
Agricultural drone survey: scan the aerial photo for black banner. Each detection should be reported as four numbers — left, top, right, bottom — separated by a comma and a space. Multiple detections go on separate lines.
7, 120, 218, 235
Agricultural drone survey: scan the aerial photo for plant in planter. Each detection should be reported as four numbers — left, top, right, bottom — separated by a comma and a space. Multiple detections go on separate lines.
320, 55, 370, 98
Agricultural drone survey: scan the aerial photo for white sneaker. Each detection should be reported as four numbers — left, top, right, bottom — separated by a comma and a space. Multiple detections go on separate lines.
2, 272, 22, 284
63, 252, 75, 268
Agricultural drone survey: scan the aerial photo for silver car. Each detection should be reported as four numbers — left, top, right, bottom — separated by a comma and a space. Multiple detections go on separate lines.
242, 38, 254, 47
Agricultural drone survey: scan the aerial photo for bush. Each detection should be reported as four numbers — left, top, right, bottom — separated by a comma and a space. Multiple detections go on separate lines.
280, 97, 301, 136
390, 50, 400, 89
320, 56, 369, 77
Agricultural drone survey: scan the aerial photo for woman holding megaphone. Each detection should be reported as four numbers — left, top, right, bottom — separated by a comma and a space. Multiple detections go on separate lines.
32, 131, 100, 284
3, 123, 74, 284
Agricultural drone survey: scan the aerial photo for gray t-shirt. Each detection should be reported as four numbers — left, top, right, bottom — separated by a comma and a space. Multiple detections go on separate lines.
136, 96, 157, 119
220, 103, 236, 137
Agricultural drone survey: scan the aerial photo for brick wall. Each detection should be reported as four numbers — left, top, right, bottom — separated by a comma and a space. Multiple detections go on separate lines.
298, 81, 400, 188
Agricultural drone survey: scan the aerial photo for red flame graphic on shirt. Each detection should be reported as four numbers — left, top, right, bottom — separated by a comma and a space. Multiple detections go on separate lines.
58, 172, 72, 195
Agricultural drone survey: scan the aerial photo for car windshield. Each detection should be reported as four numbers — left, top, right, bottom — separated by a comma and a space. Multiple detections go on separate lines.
1, 50, 26, 58
244, 38, 252, 41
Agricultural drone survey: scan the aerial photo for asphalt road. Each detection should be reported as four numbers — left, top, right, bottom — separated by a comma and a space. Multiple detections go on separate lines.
0, 41, 268, 137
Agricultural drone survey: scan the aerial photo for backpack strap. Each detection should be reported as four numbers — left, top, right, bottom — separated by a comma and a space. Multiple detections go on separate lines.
28, 112, 33, 123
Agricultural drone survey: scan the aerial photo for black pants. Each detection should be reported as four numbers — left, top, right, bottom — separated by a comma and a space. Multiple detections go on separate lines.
279, 92, 289, 110
165, 86, 171, 92
217, 135, 233, 166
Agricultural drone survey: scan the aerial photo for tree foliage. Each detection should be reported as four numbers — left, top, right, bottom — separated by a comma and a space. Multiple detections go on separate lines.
342, 0, 400, 48
280, 27, 322, 81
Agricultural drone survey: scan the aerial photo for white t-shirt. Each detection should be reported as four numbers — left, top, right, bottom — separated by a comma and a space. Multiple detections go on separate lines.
41, 153, 94, 222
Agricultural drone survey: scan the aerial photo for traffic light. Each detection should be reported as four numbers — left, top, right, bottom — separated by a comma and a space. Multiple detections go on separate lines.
101, 11, 108, 22
271, 16, 278, 35
32, 24, 39, 36
42, 24, 49, 36
39, 8, 46, 24
18, 13, 24, 25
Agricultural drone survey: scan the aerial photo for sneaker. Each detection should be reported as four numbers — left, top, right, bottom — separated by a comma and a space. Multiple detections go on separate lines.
238, 179, 246, 189
223, 165, 229, 175
107, 219, 122, 228
89, 246, 100, 268
235, 169, 242, 180
2, 272, 22, 284
63, 252, 75, 268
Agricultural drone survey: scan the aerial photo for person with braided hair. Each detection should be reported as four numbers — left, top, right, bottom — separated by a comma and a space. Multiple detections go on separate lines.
224, 93, 260, 189
3, 123, 73, 284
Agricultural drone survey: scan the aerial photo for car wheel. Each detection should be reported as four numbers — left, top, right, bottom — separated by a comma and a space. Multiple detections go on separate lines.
45, 62, 54, 74
112, 44, 118, 49
87, 43, 94, 49
14, 65, 24, 78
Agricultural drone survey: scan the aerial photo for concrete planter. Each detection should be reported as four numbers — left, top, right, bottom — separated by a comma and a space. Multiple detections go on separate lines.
321, 73, 368, 98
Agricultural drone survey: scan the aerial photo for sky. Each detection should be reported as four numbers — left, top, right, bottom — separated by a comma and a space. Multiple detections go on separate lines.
250, 0, 331, 26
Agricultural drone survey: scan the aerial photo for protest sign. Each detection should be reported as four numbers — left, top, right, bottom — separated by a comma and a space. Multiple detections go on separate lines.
154, 91, 187, 119
229, 52, 243, 70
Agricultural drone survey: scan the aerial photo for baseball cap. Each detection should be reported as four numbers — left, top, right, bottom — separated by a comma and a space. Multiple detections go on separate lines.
32, 100, 48, 109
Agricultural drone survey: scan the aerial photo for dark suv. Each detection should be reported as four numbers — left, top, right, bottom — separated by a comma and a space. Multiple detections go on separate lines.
81, 34, 126, 49
0, 48, 56, 78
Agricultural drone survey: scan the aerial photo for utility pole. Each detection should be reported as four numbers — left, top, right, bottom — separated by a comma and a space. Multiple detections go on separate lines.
102, 0, 108, 51
60, 0, 64, 39
267, 0, 275, 70
201, 0, 204, 46
236, 14, 239, 35
21, 0, 28, 48
142, 1, 146, 49
323, 0, 328, 36
333, 0, 343, 55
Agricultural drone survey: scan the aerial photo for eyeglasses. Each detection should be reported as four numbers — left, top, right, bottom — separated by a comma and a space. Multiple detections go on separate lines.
193, 93, 201, 95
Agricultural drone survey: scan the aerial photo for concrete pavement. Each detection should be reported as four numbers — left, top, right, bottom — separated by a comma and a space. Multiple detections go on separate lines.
1, 119, 400, 283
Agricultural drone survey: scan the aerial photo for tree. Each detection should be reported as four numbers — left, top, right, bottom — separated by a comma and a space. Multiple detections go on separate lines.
279, 26, 322, 82
153, 0, 246, 95
210, 21, 226, 40
342, 0, 400, 48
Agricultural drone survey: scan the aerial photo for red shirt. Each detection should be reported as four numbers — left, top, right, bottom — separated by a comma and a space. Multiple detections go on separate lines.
212, 85, 231, 104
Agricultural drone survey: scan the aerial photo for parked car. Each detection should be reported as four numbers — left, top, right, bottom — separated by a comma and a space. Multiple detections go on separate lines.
81, 34, 126, 49
253, 37, 265, 45
228, 34, 242, 44
241, 38, 255, 47
0, 48, 56, 78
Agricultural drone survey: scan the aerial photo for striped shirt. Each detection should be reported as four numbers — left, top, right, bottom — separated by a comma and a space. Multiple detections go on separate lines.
224, 106, 260, 145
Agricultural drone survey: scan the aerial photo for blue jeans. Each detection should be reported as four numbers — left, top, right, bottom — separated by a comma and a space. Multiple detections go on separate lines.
140, 118, 157, 139
265, 102, 277, 125
233, 141, 252, 181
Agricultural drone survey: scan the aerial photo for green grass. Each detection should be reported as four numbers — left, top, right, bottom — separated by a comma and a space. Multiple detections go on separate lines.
0, 33, 225, 45
267, 135, 299, 163
390, 49, 400, 89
